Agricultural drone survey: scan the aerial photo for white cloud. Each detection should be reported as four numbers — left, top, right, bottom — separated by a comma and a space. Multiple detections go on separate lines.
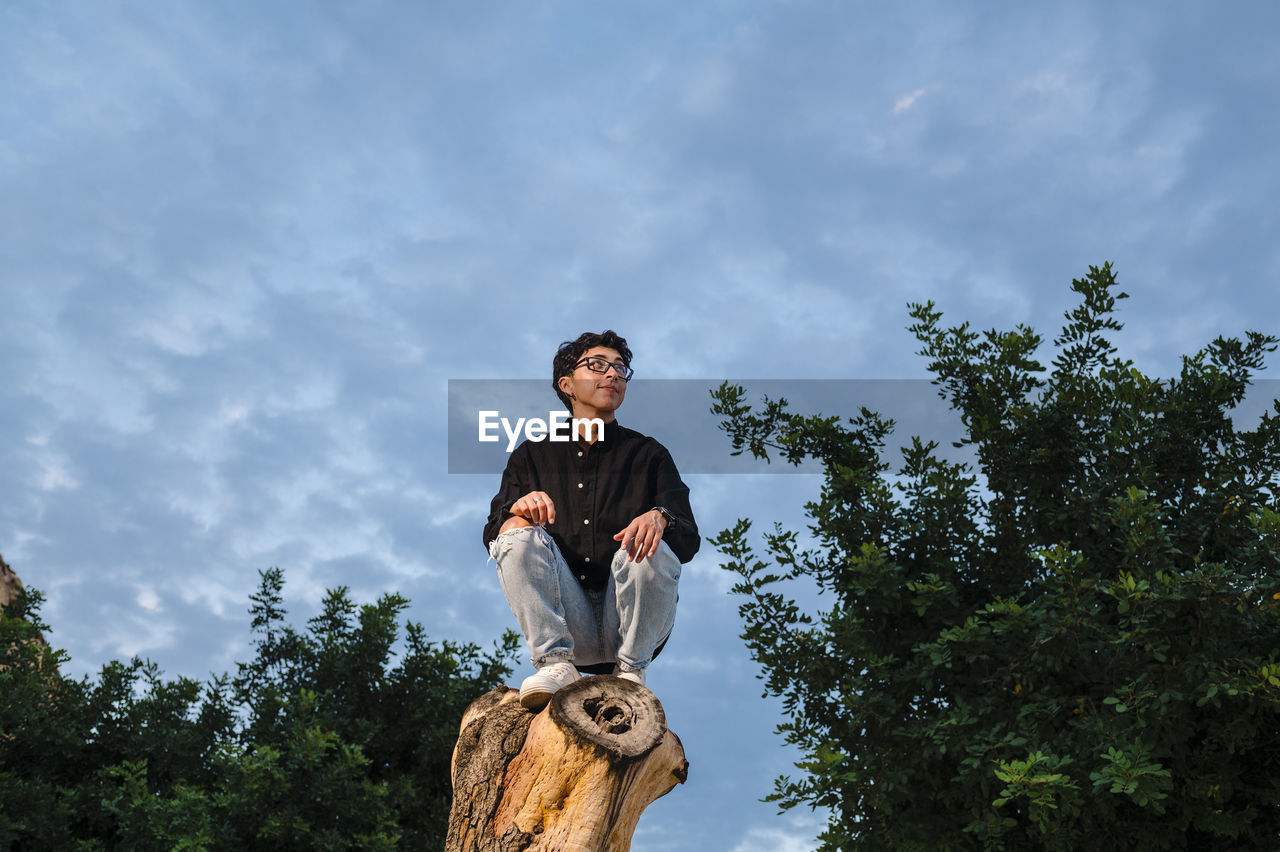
174, 576, 247, 620
731, 814, 824, 852
681, 60, 733, 116
90, 607, 179, 661
135, 586, 161, 612
893, 87, 928, 114
1016, 68, 1071, 97
31, 446, 79, 492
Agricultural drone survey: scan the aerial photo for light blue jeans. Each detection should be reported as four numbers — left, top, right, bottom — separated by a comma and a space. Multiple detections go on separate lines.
489, 524, 681, 672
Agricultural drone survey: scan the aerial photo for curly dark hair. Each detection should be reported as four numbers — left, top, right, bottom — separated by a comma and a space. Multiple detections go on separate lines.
552, 330, 632, 412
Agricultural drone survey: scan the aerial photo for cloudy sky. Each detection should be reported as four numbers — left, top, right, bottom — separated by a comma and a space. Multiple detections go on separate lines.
3, 2, 1279, 848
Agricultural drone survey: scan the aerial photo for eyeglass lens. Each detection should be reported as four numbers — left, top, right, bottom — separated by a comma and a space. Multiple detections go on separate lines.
582, 357, 632, 379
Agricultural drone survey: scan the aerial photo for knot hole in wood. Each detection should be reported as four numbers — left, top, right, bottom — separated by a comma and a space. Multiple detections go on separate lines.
583, 696, 636, 735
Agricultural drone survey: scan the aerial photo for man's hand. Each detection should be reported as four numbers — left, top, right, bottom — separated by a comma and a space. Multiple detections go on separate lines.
510, 491, 556, 526
613, 509, 668, 562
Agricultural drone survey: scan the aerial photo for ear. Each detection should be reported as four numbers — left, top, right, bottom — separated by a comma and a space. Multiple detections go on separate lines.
558, 375, 573, 397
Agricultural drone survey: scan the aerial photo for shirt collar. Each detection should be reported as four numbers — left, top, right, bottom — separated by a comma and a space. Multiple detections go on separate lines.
579, 418, 621, 451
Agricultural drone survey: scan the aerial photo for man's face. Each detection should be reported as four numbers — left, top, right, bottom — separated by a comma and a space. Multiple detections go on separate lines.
561, 345, 628, 420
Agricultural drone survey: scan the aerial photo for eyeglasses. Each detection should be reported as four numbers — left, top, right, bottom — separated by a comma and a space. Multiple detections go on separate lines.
574, 356, 634, 381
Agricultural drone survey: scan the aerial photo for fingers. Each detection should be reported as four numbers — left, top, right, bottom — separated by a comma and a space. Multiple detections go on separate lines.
612, 522, 639, 561
512, 491, 555, 525
613, 513, 664, 562
637, 509, 665, 559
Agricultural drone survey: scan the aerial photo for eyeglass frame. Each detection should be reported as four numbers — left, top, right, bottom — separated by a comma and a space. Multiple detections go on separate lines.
573, 355, 634, 381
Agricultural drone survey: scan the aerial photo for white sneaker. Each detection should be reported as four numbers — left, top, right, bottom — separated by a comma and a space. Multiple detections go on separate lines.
612, 664, 645, 687
519, 660, 580, 710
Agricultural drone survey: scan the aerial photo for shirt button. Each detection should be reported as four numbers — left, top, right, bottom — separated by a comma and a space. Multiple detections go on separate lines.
583, 519, 590, 525
584, 557, 591, 563
577, 451, 583, 457
578, 574, 586, 580
577, 482, 584, 488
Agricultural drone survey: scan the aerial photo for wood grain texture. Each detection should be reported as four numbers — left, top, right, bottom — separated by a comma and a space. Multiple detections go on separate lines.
446, 676, 688, 852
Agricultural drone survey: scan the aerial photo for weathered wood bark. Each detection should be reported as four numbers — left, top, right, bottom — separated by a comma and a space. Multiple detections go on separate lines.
447, 676, 688, 852
1, 555, 50, 672
1, 554, 45, 644
0, 553, 21, 611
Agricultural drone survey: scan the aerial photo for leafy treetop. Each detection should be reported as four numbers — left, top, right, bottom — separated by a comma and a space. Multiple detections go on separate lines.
712, 263, 1280, 851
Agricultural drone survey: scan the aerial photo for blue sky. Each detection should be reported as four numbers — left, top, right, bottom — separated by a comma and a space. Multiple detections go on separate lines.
3, 2, 1279, 848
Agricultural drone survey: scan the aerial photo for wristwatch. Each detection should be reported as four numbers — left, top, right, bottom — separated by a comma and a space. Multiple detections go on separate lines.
651, 506, 676, 530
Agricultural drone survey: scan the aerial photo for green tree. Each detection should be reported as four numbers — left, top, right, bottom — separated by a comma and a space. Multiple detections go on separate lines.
0, 568, 517, 850
711, 264, 1280, 850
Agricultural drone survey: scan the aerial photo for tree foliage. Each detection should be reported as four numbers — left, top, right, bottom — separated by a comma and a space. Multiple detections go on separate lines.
0, 568, 517, 850
711, 264, 1280, 850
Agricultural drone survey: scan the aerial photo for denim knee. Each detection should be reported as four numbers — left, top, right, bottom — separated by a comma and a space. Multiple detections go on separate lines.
611, 540, 682, 582
489, 524, 552, 563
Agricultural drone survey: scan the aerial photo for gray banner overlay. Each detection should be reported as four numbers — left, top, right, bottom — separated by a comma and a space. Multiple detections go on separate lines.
448, 379, 969, 474
448, 378, 1280, 475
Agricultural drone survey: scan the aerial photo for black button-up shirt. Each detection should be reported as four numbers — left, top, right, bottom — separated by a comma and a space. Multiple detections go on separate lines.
483, 419, 699, 590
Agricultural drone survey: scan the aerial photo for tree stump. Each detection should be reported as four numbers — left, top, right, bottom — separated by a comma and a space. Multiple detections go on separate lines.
446, 676, 688, 852
0, 554, 48, 655
0, 553, 21, 611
